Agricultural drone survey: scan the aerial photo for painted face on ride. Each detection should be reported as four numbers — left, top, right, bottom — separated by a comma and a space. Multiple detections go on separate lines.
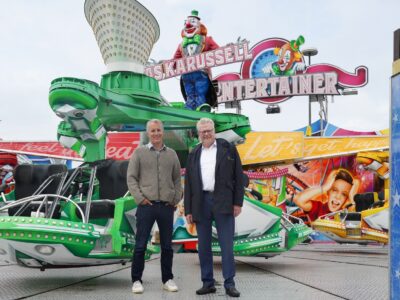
183, 16, 200, 38
147, 122, 164, 147
327, 179, 352, 212
277, 44, 295, 72
198, 123, 216, 148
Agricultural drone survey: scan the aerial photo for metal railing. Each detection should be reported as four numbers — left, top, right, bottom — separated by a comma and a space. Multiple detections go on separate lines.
0, 194, 86, 222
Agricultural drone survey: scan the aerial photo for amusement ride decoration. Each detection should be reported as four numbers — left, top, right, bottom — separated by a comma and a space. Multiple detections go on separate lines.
311, 151, 389, 244
172, 9, 219, 111
0, 0, 312, 269
49, 1, 251, 163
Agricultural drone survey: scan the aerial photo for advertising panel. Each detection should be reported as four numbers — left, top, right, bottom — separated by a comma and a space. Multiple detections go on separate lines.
247, 156, 377, 224
0, 133, 140, 161
237, 132, 389, 165
390, 73, 400, 297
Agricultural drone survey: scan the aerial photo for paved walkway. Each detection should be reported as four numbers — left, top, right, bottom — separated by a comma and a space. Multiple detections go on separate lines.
0, 244, 388, 300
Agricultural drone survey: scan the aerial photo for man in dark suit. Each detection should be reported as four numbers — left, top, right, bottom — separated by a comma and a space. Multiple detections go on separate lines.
184, 118, 244, 298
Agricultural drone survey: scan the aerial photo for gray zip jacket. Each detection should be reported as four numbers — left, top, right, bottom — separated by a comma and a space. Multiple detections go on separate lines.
127, 144, 182, 205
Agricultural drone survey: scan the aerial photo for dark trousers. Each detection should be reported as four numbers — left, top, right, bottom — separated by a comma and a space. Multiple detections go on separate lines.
131, 202, 174, 283
196, 192, 236, 289
182, 71, 210, 110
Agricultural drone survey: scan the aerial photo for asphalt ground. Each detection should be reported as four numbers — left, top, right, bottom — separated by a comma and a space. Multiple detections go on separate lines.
0, 244, 388, 300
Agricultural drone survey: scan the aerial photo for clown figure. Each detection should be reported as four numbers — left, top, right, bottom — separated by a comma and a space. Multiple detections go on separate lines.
173, 10, 219, 111
263, 35, 305, 76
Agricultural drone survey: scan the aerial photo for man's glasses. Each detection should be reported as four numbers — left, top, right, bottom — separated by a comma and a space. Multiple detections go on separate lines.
198, 129, 214, 135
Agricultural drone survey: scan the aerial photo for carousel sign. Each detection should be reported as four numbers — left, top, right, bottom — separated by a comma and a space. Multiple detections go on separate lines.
144, 41, 253, 81
218, 72, 339, 103
215, 36, 369, 104
146, 34, 368, 105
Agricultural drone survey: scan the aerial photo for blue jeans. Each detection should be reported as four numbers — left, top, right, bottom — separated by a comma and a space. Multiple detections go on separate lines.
196, 192, 236, 289
131, 202, 175, 283
182, 71, 210, 110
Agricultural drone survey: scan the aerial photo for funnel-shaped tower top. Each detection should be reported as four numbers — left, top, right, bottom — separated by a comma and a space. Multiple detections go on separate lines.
84, 0, 160, 74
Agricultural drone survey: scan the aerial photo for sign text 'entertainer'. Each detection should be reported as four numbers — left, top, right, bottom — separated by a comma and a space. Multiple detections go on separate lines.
218, 72, 339, 103
144, 42, 252, 81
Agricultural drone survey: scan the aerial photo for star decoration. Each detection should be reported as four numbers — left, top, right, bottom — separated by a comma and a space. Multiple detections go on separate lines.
393, 190, 400, 207
396, 269, 400, 279
394, 113, 399, 123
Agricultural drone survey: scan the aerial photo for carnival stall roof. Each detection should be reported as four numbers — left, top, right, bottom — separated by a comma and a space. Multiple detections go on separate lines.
295, 120, 387, 137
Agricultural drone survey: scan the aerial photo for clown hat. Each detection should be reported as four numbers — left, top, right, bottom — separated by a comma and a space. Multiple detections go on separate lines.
188, 10, 200, 20
290, 35, 305, 52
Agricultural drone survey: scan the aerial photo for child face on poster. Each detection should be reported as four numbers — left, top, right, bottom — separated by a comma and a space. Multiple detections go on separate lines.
323, 169, 359, 212
327, 179, 352, 211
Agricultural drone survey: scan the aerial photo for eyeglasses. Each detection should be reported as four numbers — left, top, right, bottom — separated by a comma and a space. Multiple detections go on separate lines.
198, 129, 214, 135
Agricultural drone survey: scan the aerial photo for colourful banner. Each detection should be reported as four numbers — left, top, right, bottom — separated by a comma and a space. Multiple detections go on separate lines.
0, 133, 140, 161
237, 132, 304, 165
0, 141, 80, 160
105, 132, 140, 160
304, 136, 389, 160
238, 132, 389, 165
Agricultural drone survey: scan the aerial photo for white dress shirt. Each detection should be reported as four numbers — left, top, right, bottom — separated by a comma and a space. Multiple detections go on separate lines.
200, 141, 217, 191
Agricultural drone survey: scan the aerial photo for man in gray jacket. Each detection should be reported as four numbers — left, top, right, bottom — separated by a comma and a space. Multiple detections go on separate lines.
127, 119, 182, 294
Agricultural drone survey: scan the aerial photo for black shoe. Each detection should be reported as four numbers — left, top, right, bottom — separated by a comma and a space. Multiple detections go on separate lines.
225, 287, 240, 297
196, 286, 217, 295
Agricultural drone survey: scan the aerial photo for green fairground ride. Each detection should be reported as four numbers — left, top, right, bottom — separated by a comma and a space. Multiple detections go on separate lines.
0, 0, 311, 269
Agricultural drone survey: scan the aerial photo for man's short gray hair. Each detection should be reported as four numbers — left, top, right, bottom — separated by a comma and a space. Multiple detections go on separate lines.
196, 118, 215, 131
146, 119, 164, 132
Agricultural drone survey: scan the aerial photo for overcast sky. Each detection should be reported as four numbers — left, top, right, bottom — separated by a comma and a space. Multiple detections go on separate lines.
0, 0, 398, 140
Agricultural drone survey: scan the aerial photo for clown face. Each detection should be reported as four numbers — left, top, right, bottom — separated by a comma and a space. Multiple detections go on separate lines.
277, 44, 295, 72
183, 16, 200, 38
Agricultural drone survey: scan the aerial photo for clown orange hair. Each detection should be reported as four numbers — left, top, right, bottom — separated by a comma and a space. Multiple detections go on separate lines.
199, 23, 207, 36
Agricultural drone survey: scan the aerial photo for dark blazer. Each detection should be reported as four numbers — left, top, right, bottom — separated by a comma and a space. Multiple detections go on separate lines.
184, 138, 244, 222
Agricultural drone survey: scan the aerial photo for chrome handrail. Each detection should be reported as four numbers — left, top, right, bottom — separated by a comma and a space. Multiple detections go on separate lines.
0, 194, 86, 222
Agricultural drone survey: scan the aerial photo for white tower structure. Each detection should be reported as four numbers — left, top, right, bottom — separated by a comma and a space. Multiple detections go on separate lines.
84, 0, 160, 74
